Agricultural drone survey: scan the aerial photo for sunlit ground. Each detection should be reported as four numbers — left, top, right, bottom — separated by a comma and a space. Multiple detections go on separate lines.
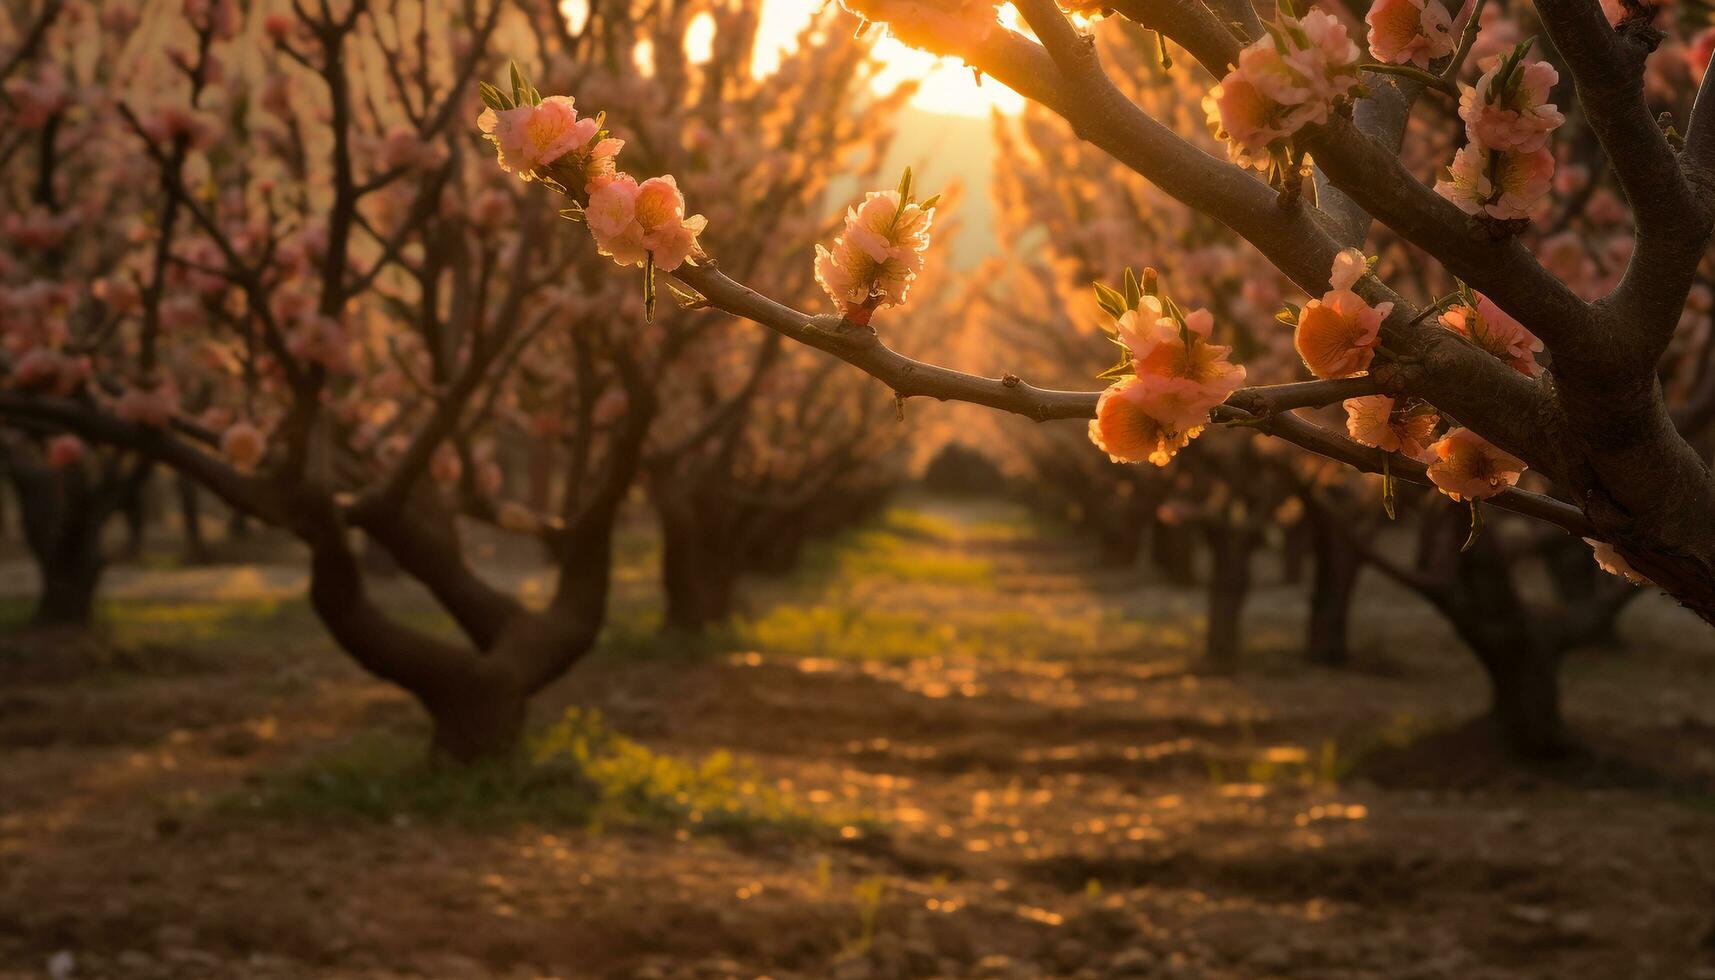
2, 496, 1713, 978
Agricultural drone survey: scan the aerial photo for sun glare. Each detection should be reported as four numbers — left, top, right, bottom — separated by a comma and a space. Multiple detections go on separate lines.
754, 0, 1024, 117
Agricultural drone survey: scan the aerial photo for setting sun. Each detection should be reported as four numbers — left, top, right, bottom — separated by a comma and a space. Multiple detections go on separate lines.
754, 0, 1025, 116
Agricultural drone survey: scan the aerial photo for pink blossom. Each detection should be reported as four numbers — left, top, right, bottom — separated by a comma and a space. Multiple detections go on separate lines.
1436, 144, 1554, 221
1328, 246, 1367, 291
1586, 538, 1649, 585
220, 422, 266, 471
1343, 395, 1439, 461
45, 435, 84, 469
588, 173, 707, 271
1459, 59, 1565, 154
1426, 427, 1526, 501
477, 96, 597, 178
814, 190, 935, 320
1210, 9, 1363, 164
1087, 376, 1195, 467
1365, 0, 1456, 68
1121, 304, 1246, 433
1439, 293, 1543, 376
115, 384, 178, 427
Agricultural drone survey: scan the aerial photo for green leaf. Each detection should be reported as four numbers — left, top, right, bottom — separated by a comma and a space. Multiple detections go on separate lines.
1381, 456, 1396, 520
1122, 268, 1141, 311
1274, 301, 1301, 326
558, 206, 585, 222
510, 61, 527, 106
1093, 282, 1128, 319
919, 194, 940, 211
897, 166, 913, 203
478, 81, 512, 112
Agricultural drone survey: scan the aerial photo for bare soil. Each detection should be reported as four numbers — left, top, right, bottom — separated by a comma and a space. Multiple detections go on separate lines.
1, 498, 1713, 980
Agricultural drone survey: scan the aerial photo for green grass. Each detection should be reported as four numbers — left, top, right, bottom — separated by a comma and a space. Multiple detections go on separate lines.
0, 593, 301, 638
795, 507, 996, 588
233, 708, 876, 838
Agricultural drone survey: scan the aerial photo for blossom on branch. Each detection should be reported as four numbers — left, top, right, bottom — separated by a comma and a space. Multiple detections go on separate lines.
1089, 376, 1195, 466
1426, 427, 1526, 500
1439, 290, 1543, 376
1343, 395, 1439, 461
1436, 44, 1564, 224
1291, 248, 1392, 379
1586, 538, 1649, 585
814, 172, 936, 323
1459, 56, 1564, 153
1365, 0, 1455, 69
587, 175, 707, 272
45, 435, 85, 470
1209, 8, 1363, 167
1087, 271, 1245, 466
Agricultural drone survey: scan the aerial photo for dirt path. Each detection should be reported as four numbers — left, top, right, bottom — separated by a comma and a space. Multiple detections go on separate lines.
1, 498, 1713, 979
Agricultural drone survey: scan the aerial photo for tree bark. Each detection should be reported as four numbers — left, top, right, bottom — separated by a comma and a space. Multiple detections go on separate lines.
176, 472, 212, 565
1204, 521, 1254, 669
1150, 521, 1198, 586
10, 459, 107, 628
1432, 529, 1571, 757
656, 488, 737, 630
1305, 504, 1362, 667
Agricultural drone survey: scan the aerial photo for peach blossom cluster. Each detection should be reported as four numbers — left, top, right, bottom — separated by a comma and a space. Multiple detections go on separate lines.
1439, 291, 1543, 376
814, 190, 935, 322
1364, 0, 1456, 69
1342, 395, 1439, 461
1089, 296, 1247, 466
1208, 9, 1363, 166
477, 95, 623, 192
587, 174, 707, 272
1425, 427, 1525, 500
1436, 48, 1564, 221
477, 88, 705, 275
1293, 248, 1393, 378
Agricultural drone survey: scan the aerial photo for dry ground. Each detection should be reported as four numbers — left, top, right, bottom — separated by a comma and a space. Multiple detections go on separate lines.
1, 497, 1713, 980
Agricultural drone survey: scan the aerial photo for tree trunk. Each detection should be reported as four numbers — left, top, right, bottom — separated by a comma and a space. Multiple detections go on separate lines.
658, 499, 735, 630
10, 461, 107, 628
176, 473, 212, 565
1150, 521, 1198, 586
119, 468, 149, 560
34, 543, 103, 626
1434, 529, 1570, 757
1204, 522, 1254, 669
1305, 505, 1362, 667
1478, 636, 1567, 758
424, 677, 527, 763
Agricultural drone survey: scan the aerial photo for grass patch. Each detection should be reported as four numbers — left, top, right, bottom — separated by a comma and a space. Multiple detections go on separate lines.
235, 708, 876, 839
795, 507, 995, 589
